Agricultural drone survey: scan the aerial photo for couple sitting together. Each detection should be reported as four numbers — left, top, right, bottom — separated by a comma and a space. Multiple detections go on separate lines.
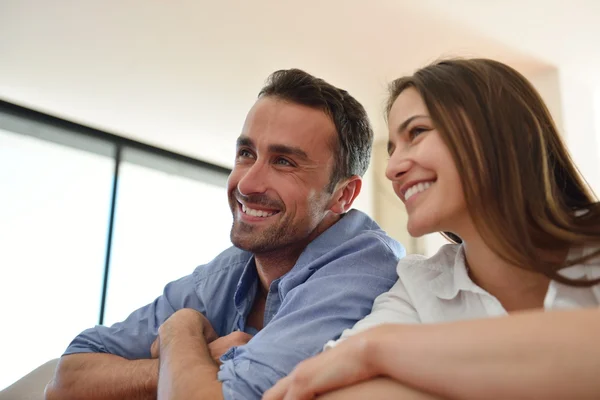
45, 58, 600, 400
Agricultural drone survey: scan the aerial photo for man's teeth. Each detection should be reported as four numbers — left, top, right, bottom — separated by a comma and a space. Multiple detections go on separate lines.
241, 204, 276, 218
405, 182, 433, 201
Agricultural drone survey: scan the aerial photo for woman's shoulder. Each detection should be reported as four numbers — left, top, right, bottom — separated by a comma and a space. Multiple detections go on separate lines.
395, 243, 466, 293
394, 243, 471, 305
397, 243, 462, 271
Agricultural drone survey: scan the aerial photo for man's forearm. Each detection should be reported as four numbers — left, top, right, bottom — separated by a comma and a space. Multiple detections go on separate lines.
369, 308, 600, 399
158, 333, 223, 400
45, 353, 158, 400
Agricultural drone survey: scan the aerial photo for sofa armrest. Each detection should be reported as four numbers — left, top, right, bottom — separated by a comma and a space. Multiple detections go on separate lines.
0, 359, 59, 400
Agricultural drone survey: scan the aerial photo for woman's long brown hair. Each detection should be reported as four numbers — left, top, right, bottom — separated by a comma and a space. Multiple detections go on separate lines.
387, 58, 600, 286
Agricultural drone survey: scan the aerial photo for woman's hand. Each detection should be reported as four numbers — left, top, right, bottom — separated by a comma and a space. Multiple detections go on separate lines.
263, 327, 386, 400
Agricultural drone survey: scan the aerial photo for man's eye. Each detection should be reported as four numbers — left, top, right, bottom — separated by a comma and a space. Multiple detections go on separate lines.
275, 157, 292, 166
237, 149, 254, 158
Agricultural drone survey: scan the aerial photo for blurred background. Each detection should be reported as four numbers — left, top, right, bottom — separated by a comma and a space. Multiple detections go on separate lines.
1, 0, 599, 389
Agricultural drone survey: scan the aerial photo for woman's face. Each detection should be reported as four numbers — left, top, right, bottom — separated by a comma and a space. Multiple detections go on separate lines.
386, 87, 472, 238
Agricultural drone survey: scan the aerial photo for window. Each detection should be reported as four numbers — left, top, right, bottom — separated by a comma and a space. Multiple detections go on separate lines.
102, 149, 232, 326
0, 101, 231, 389
0, 128, 114, 389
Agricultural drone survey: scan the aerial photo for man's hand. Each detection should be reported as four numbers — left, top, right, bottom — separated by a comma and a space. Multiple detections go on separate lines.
155, 309, 225, 399
151, 308, 218, 358
208, 331, 253, 364
151, 336, 160, 359
152, 328, 253, 363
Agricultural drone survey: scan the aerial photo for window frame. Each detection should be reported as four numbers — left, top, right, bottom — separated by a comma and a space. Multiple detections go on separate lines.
0, 99, 231, 324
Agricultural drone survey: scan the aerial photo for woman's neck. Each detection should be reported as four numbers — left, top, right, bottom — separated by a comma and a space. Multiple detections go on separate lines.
461, 236, 551, 312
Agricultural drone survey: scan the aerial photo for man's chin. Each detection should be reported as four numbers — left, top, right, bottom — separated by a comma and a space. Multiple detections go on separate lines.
230, 232, 282, 254
231, 232, 260, 252
231, 220, 259, 235
231, 240, 269, 254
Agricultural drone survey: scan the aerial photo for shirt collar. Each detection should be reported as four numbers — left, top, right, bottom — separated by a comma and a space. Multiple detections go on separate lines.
557, 245, 598, 280
428, 244, 599, 300
428, 244, 481, 300
231, 211, 375, 298
233, 256, 258, 315
292, 209, 381, 270
230, 210, 390, 311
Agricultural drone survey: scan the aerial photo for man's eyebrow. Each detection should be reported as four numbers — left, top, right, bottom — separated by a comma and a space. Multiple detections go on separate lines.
268, 144, 310, 161
236, 136, 311, 161
236, 136, 254, 148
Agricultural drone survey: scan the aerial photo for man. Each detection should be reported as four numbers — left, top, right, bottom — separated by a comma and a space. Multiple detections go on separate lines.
45, 69, 404, 400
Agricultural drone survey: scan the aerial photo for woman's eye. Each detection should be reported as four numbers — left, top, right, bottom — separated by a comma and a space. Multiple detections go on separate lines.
409, 127, 428, 140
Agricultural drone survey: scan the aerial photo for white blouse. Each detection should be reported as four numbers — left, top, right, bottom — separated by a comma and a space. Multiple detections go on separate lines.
326, 243, 600, 349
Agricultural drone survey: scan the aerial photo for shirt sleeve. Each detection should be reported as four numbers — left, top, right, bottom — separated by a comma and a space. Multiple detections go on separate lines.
63, 272, 204, 360
217, 233, 403, 400
324, 261, 420, 349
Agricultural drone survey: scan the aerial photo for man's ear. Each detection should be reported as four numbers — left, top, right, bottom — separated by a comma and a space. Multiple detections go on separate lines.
328, 175, 362, 214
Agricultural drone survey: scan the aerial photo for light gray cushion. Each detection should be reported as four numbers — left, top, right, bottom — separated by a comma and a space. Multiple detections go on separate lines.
0, 359, 59, 400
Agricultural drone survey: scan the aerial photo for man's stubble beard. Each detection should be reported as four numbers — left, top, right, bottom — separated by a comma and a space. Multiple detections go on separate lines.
230, 216, 302, 254
228, 188, 331, 254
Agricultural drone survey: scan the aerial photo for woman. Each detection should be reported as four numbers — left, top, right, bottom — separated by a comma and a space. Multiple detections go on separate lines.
263, 58, 600, 400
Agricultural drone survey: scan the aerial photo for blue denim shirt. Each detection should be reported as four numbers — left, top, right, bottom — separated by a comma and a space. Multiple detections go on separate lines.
64, 209, 404, 399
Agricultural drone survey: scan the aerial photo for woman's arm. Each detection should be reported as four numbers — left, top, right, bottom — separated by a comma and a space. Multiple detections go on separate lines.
264, 308, 600, 400
315, 377, 441, 400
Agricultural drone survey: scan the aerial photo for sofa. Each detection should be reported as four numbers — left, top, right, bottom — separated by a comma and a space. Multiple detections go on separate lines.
0, 359, 58, 400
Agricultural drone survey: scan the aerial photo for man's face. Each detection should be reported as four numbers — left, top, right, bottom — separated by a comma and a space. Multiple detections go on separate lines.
227, 96, 338, 254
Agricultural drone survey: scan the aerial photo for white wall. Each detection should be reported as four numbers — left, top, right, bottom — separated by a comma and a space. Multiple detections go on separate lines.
596, 89, 600, 196
0, 0, 548, 162
559, 70, 600, 195
2, 0, 598, 245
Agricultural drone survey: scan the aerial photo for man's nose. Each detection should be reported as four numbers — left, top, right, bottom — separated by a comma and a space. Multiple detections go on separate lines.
237, 161, 268, 196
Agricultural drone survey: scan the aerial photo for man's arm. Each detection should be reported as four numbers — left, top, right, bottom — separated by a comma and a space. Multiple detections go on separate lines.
45, 273, 205, 400
45, 330, 252, 400
156, 309, 223, 400
45, 354, 158, 400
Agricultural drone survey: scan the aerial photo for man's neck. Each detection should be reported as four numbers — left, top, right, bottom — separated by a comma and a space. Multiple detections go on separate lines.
253, 212, 343, 291
254, 248, 304, 292
244, 253, 301, 332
